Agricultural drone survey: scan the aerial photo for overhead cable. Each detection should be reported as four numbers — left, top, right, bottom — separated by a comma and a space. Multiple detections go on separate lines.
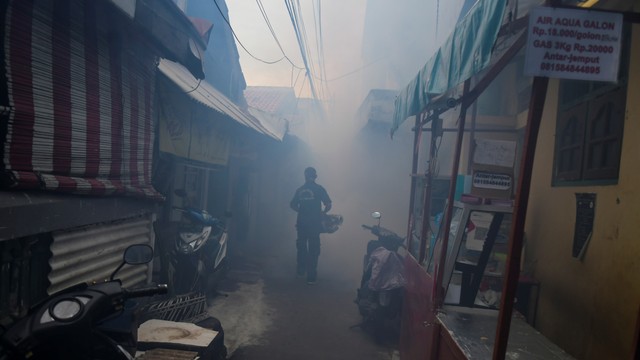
285, 0, 322, 104
312, 0, 329, 98
212, 0, 286, 65
255, 0, 304, 69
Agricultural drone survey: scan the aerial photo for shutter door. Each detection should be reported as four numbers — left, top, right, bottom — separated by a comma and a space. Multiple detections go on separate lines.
1, 0, 159, 198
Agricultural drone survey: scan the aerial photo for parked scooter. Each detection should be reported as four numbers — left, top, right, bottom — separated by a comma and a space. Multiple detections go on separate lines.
169, 190, 230, 301
0, 244, 167, 359
354, 211, 406, 344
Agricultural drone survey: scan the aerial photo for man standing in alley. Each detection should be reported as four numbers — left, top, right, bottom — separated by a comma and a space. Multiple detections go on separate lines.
290, 167, 332, 285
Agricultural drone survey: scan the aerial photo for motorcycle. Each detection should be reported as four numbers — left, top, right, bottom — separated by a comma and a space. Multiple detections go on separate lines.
0, 244, 167, 359
169, 190, 231, 301
354, 211, 406, 344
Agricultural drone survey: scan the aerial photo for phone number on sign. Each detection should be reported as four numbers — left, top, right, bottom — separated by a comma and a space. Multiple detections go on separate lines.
540, 62, 601, 74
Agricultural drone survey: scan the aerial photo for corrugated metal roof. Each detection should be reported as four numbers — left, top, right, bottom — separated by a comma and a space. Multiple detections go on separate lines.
158, 59, 280, 140
246, 107, 287, 141
244, 86, 297, 114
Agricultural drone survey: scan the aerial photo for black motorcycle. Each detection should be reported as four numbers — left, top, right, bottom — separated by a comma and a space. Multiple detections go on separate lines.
170, 190, 231, 301
354, 211, 406, 344
0, 244, 167, 359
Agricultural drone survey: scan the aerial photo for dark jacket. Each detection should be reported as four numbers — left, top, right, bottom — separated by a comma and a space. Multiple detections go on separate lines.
290, 181, 331, 233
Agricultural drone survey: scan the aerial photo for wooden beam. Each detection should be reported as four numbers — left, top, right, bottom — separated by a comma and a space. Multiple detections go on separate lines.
492, 76, 549, 360
406, 114, 423, 253
434, 79, 471, 307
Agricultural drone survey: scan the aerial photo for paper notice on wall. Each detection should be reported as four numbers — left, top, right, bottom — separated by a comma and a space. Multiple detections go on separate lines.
465, 211, 494, 251
473, 139, 517, 168
524, 6, 623, 82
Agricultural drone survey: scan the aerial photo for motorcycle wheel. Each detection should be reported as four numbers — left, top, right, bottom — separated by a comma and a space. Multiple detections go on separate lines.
205, 258, 229, 303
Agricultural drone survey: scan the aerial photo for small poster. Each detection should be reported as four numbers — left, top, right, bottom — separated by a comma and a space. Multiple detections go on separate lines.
525, 6, 623, 82
473, 138, 517, 168
573, 193, 596, 259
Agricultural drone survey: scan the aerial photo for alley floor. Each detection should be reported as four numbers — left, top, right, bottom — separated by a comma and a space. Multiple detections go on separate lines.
206, 227, 399, 360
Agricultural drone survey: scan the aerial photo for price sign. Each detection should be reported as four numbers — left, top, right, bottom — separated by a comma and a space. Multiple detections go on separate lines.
525, 7, 623, 82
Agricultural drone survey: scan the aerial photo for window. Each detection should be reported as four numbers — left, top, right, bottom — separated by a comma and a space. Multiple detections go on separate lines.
553, 29, 629, 185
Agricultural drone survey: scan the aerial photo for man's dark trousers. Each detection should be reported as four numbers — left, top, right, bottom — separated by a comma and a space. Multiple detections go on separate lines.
296, 227, 320, 282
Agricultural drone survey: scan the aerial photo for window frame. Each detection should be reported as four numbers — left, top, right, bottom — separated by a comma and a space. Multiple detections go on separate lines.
552, 27, 630, 187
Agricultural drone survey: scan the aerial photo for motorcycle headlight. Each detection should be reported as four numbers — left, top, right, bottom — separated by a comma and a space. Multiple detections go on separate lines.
50, 298, 83, 322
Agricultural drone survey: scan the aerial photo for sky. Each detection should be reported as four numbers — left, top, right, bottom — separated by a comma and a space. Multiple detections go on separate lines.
226, 0, 367, 98
224, 0, 467, 235
226, 0, 465, 111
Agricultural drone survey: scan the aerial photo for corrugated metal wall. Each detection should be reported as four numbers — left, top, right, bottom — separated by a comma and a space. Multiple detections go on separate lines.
48, 214, 155, 294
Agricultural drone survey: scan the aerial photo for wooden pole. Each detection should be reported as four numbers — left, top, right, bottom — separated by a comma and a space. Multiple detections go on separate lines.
418, 114, 440, 263
434, 79, 471, 306
492, 76, 549, 359
406, 113, 424, 254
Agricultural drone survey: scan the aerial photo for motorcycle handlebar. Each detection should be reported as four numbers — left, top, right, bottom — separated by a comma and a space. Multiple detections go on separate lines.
362, 224, 403, 241
123, 284, 168, 299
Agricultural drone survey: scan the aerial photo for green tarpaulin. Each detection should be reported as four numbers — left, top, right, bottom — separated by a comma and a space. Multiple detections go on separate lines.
392, 0, 508, 134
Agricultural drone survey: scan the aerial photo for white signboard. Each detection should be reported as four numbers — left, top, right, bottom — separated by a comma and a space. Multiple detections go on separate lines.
524, 7, 623, 82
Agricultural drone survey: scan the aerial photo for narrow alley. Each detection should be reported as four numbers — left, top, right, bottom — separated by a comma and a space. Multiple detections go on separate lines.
207, 225, 398, 360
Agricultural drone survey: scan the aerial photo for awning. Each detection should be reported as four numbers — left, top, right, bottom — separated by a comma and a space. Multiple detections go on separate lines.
157, 59, 281, 141
392, 0, 508, 134
246, 107, 288, 141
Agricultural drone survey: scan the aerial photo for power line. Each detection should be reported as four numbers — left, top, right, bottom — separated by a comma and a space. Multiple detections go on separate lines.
311, 0, 329, 101
285, 0, 322, 106
212, 0, 286, 65
255, 0, 304, 69
314, 56, 387, 83
313, 3, 328, 82
291, 66, 304, 89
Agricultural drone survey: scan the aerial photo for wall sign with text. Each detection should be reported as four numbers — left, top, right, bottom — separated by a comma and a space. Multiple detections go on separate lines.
524, 6, 623, 82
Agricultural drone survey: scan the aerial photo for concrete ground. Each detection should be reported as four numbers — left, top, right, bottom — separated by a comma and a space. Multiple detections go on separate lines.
206, 227, 399, 360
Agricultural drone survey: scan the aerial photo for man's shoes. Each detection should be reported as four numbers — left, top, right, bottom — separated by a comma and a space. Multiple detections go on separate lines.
306, 279, 316, 285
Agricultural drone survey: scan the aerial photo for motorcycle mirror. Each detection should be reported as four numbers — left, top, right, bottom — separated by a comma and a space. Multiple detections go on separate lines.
124, 244, 154, 265
371, 211, 382, 219
110, 244, 154, 280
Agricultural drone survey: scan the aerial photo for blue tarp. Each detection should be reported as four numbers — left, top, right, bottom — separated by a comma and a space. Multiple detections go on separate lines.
391, 0, 508, 135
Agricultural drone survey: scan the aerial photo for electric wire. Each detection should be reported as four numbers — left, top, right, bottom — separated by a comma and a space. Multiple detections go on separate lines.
312, 0, 329, 101
212, 0, 286, 65
292, 0, 320, 94
316, 56, 386, 82
291, 66, 304, 89
285, 0, 322, 104
255, 0, 304, 69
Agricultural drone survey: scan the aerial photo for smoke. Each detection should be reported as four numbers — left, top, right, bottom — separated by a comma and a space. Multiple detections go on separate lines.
294, 1, 466, 285
226, 0, 468, 284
